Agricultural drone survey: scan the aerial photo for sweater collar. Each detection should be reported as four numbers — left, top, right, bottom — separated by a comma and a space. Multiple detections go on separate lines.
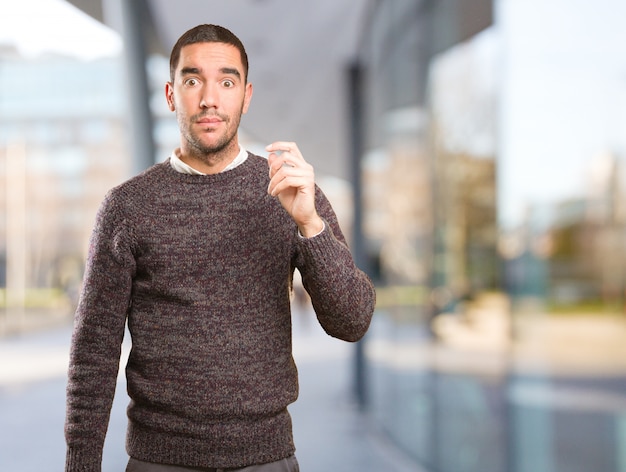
169, 146, 248, 175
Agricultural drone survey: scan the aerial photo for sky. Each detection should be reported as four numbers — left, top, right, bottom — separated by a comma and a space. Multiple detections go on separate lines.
497, 0, 626, 229
0, 0, 121, 60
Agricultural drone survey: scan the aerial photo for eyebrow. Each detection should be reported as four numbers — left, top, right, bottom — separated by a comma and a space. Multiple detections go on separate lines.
220, 67, 241, 79
180, 67, 201, 76
180, 66, 241, 79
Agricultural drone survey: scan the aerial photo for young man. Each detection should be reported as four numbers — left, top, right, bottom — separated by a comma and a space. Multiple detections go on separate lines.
65, 24, 375, 472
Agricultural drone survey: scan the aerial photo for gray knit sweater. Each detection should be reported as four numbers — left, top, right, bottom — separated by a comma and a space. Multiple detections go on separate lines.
65, 153, 375, 471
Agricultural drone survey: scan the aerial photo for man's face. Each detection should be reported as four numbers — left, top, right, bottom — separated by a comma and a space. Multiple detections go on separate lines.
166, 42, 253, 162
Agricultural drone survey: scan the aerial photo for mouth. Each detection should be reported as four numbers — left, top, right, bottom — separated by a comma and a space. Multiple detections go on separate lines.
196, 113, 225, 126
197, 118, 223, 125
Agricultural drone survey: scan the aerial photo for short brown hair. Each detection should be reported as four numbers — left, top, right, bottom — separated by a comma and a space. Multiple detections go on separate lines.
169, 24, 249, 83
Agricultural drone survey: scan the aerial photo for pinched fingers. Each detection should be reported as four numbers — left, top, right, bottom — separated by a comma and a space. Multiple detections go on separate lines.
266, 141, 301, 158
266, 142, 302, 177
266, 142, 314, 196
265, 141, 323, 234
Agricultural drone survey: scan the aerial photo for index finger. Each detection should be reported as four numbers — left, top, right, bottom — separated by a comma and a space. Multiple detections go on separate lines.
265, 141, 299, 154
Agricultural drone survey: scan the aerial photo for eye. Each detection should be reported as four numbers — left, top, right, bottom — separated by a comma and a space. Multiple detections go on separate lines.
222, 79, 235, 88
184, 78, 199, 87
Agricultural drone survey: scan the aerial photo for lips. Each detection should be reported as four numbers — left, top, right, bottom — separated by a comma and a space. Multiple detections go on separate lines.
197, 117, 222, 125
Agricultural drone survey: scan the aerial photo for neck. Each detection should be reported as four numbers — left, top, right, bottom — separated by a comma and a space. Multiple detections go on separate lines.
179, 140, 240, 175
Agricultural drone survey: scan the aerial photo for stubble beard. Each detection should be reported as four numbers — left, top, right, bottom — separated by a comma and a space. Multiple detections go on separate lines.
179, 107, 243, 166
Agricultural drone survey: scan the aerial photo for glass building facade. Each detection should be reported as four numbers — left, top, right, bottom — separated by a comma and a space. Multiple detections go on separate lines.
2, 1, 626, 470
362, 1, 626, 472
0, 54, 131, 332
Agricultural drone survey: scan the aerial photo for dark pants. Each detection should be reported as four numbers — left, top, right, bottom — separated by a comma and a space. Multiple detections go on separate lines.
126, 456, 300, 472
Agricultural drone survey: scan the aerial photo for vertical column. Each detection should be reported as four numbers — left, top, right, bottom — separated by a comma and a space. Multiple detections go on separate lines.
104, 0, 156, 175
348, 62, 369, 410
5, 142, 27, 334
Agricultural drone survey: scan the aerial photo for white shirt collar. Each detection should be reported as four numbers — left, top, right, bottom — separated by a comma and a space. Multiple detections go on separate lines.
170, 146, 248, 175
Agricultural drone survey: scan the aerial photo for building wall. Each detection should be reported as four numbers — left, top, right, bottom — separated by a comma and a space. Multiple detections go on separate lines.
0, 56, 130, 318
361, 1, 626, 471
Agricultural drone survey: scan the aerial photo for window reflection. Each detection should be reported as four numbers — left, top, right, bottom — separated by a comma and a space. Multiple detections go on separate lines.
364, 1, 626, 471
0, 56, 129, 333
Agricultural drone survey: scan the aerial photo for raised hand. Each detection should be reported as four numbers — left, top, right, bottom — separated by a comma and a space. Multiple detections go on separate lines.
266, 141, 324, 238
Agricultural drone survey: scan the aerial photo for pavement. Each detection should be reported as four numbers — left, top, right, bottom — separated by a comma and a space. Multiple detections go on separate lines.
4, 297, 626, 472
0, 305, 424, 472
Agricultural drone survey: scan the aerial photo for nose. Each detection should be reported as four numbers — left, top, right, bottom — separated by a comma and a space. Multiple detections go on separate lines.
199, 83, 218, 109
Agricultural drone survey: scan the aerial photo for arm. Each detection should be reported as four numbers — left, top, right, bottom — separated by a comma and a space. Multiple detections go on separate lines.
65, 192, 135, 472
266, 141, 375, 341
295, 190, 375, 341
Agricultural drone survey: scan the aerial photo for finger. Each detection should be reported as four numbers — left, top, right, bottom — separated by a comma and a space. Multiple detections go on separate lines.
267, 152, 291, 179
268, 151, 301, 180
266, 142, 305, 167
265, 141, 299, 155
269, 174, 305, 197
268, 171, 289, 196
268, 162, 309, 194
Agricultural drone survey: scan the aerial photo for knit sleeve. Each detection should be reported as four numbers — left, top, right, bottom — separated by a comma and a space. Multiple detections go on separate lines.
65, 189, 136, 472
295, 188, 376, 342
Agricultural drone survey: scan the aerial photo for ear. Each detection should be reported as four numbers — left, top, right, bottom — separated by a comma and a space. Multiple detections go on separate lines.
165, 82, 175, 111
242, 82, 253, 114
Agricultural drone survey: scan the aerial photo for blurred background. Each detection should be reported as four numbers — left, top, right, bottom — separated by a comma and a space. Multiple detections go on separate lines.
1, 0, 626, 471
